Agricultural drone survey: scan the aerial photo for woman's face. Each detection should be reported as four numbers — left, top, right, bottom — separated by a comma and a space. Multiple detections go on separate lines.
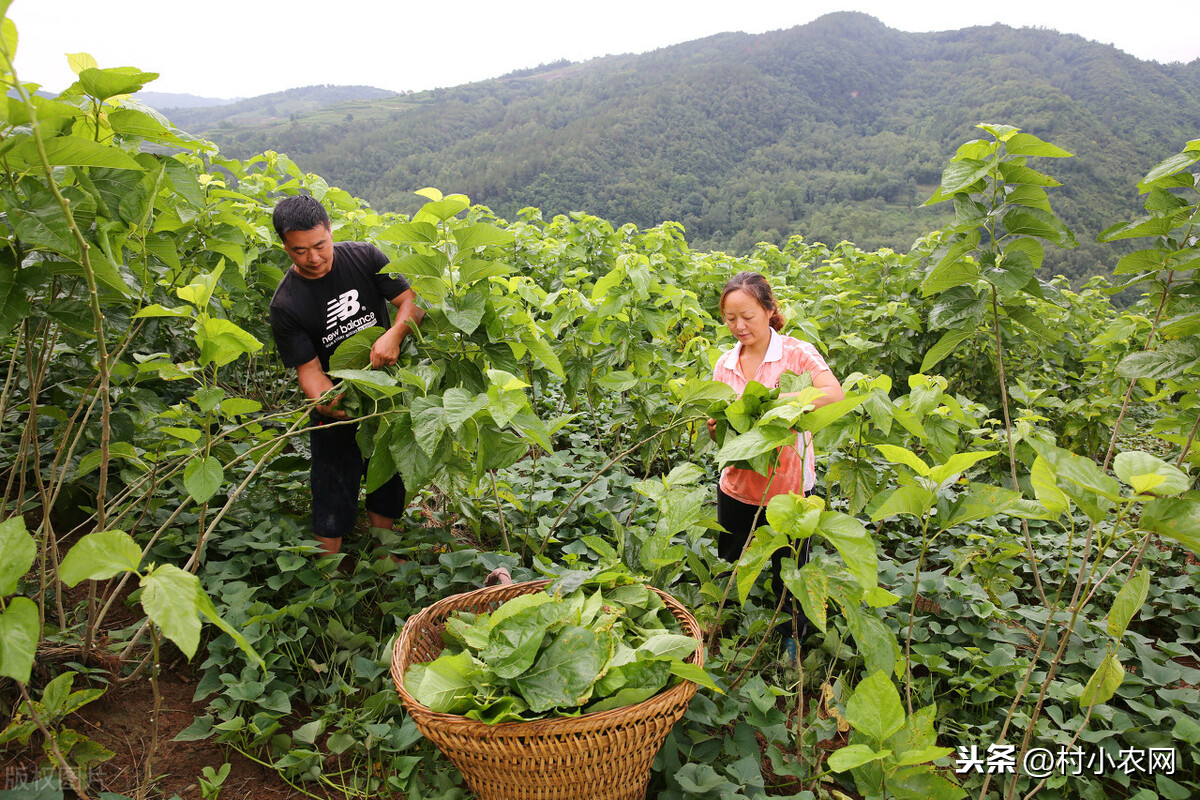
722, 288, 772, 350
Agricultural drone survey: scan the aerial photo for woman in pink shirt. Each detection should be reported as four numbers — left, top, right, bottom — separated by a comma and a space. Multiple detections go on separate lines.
708, 272, 844, 653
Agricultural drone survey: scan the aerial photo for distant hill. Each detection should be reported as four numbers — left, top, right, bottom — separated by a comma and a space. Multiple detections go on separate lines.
139, 91, 239, 109
163, 84, 396, 133
195, 13, 1200, 282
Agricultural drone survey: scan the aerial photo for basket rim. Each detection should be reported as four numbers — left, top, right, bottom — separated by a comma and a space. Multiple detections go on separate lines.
392, 579, 704, 733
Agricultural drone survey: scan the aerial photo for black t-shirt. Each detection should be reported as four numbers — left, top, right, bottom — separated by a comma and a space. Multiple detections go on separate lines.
269, 241, 411, 371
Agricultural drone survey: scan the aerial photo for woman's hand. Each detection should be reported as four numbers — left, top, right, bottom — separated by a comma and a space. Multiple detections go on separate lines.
707, 417, 717, 441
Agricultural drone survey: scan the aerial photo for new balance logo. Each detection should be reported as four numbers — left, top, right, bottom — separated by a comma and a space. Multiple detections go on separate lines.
326, 290, 361, 327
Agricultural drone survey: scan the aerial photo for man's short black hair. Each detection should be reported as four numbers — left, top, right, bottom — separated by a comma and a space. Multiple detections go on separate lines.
273, 195, 330, 238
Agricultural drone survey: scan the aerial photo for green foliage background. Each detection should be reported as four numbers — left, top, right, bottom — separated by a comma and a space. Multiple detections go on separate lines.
0, 9, 1198, 800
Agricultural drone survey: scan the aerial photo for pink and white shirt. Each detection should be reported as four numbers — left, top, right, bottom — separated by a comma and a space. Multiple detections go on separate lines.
712, 329, 831, 506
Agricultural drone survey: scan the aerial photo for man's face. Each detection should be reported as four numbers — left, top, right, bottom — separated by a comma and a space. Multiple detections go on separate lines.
281, 224, 334, 279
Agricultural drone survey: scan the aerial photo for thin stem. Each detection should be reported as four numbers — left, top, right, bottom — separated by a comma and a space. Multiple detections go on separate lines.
488, 469, 511, 552
904, 514, 934, 716
21, 317, 68, 630
1078, 536, 1143, 610
1099, 271, 1176, 470
991, 284, 1049, 608
537, 415, 703, 558
1175, 410, 1199, 469
182, 432, 295, 573
97, 414, 306, 638
1020, 703, 1097, 800
705, 467, 778, 654
143, 626, 163, 798
116, 424, 303, 658
17, 683, 91, 799
0, 316, 24, 517
519, 449, 540, 564
792, 599, 806, 776
224, 743, 329, 800
9, 71, 117, 665
726, 590, 786, 688
978, 513, 1085, 800
1101, 271, 1174, 472
997, 516, 1103, 800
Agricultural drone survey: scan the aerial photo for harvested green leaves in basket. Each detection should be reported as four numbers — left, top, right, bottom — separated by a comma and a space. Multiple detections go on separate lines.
404, 582, 717, 723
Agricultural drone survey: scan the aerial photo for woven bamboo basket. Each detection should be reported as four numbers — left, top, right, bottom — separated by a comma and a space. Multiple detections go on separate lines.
391, 579, 703, 800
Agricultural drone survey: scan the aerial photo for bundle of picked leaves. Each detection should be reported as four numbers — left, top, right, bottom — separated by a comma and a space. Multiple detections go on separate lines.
403, 579, 715, 723
706, 374, 827, 474
323, 327, 414, 419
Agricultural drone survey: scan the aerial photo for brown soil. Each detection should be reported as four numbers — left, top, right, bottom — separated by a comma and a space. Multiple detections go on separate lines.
2, 570, 325, 799
1, 662, 323, 800
1, 517, 456, 800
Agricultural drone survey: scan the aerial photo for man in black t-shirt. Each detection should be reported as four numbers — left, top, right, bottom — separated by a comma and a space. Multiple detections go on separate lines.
268, 196, 424, 556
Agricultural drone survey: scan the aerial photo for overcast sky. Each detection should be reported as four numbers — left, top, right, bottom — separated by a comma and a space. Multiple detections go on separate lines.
9, 1, 1200, 99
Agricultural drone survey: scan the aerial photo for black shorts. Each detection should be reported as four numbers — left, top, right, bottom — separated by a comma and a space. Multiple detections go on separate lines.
309, 414, 406, 539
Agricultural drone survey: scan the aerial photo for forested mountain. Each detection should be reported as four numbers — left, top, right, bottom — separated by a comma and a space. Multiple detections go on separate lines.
194, 12, 1200, 282
158, 84, 395, 130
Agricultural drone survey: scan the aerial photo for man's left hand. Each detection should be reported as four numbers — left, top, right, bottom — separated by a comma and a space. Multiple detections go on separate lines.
369, 328, 402, 368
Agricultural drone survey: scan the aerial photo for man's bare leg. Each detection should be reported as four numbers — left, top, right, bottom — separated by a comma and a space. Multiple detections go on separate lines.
368, 511, 404, 564
314, 514, 396, 560
316, 535, 342, 556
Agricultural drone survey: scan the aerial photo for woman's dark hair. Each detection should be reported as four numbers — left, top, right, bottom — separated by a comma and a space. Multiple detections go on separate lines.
720, 271, 785, 331
272, 195, 330, 238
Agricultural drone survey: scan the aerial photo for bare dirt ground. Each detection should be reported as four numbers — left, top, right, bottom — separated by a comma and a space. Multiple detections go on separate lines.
2, 663, 323, 800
